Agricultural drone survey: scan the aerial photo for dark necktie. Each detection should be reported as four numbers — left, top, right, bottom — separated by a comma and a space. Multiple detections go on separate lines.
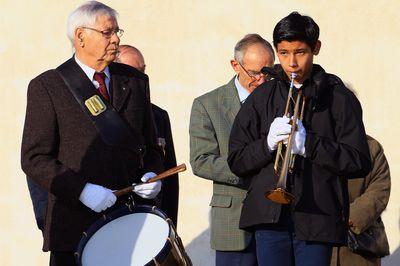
93, 72, 109, 101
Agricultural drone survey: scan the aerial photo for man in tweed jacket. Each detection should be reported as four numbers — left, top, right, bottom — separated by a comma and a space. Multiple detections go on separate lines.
189, 34, 274, 265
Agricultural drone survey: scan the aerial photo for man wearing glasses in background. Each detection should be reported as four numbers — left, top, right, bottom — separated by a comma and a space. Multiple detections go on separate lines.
189, 34, 274, 265
21, 1, 163, 265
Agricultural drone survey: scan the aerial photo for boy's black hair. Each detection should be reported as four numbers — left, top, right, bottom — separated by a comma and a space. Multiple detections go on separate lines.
273, 12, 320, 51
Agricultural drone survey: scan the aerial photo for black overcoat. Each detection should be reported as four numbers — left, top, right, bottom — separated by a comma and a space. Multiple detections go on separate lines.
152, 104, 179, 226
21, 58, 163, 251
228, 65, 371, 245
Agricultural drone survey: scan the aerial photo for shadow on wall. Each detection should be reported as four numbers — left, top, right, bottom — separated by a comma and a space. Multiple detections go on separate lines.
185, 228, 215, 266
382, 215, 400, 266
184, 219, 400, 266
185, 228, 400, 266
383, 246, 400, 266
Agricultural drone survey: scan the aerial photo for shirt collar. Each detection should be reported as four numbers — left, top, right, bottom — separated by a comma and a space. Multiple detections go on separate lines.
234, 75, 250, 103
74, 55, 110, 81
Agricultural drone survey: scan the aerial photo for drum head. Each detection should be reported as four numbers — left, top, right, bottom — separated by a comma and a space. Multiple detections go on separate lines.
79, 206, 170, 266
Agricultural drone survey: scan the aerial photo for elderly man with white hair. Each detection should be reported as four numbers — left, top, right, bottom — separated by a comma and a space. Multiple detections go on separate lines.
21, 1, 163, 265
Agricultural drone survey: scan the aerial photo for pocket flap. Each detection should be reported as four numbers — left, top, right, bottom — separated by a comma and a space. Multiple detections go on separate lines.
209, 194, 232, 208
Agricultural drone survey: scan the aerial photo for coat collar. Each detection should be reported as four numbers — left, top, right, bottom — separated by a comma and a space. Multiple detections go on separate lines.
59, 58, 132, 112
221, 77, 242, 123
108, 62, 131, 111
273, 64, 330, 111
58, 57, 100, 99
273, 64, 327, 87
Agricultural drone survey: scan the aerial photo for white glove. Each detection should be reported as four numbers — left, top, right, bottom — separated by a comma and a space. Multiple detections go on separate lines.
291, 120, 306, 156
267, 116, 291, 151
79, 183, 117, 213
133, 172, 162, 199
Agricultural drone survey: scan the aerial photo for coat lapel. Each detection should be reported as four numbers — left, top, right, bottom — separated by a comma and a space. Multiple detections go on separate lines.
59, 58, 100, 98
109, 63, 131, 111
221, 77, 241, 125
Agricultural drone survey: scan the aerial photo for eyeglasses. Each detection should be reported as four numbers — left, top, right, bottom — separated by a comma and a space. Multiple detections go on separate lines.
81, 26, 124, 38
237, 61, 272, 81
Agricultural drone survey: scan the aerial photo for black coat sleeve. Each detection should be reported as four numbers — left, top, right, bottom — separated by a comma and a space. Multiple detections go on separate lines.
305, 87, 371, 177
159, 110, 179, 227
21, 76, 88, 204
142, 82, 164, 175
228, 93, 274, 177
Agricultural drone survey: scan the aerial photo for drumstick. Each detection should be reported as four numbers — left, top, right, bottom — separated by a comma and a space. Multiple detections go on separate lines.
113, 163, 187, 197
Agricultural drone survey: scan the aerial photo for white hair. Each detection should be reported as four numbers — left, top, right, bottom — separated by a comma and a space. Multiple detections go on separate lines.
234, 33, 275, 64
66, 1, 118, 44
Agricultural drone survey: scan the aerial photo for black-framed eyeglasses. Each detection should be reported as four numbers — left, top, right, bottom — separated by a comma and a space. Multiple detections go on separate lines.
237, 61, 272, 81
82, 26, 124, 38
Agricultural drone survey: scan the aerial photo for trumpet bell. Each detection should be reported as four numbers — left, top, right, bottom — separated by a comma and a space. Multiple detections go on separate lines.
265, 188, 295, 204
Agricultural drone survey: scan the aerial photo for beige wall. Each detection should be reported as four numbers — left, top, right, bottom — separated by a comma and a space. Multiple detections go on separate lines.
1, 0, 399, 265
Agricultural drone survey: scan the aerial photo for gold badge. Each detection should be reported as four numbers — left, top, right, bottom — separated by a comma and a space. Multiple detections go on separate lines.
85, 95, 106, 116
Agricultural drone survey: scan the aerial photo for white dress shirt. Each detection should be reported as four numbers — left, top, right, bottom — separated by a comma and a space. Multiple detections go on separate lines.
234, 76, 250, 104
74, 55, 111, 95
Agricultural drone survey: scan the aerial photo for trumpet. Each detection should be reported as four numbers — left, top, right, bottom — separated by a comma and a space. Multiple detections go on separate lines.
265, 73, 306, 204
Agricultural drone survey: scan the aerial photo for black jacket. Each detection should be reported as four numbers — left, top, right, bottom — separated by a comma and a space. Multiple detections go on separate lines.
228, 65, 371, 245
152, 104, 179, 227
21, 58, 163, 251
25, 104, 179, 233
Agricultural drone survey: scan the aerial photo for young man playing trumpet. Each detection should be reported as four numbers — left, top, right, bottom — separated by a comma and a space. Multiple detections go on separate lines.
228, 12, 371, 266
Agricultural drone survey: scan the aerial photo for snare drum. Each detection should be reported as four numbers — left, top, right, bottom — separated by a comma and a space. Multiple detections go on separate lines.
75, 205, 191, 266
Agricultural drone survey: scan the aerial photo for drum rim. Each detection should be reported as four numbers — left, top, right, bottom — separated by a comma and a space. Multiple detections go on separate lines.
75, 205, 172, 266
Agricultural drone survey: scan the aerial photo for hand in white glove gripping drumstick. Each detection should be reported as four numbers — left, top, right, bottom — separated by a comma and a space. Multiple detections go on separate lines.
133, 172, 162, 199
79, 183, 117, 213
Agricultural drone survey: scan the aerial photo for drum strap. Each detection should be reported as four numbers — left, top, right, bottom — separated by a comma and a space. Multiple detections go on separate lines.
56, 58, 146, 158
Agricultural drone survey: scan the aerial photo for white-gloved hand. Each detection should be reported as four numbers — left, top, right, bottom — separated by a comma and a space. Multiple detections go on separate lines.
79, 183, 117, 213
291, 120, 306, 157
133, 172, 162, 199
267, 116, 292, 151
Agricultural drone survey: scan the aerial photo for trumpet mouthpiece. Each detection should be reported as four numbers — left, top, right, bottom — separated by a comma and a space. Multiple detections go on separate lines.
290, 73, 297, 88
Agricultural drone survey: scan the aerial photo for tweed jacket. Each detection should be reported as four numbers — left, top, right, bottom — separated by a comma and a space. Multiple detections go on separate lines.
331, 135, 391, 266
21, 58, 163, 251
152, 104, 179, 227
189, 78, 252, 251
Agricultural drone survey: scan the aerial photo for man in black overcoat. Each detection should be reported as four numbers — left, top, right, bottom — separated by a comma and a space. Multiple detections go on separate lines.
21, 2, 163, 265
